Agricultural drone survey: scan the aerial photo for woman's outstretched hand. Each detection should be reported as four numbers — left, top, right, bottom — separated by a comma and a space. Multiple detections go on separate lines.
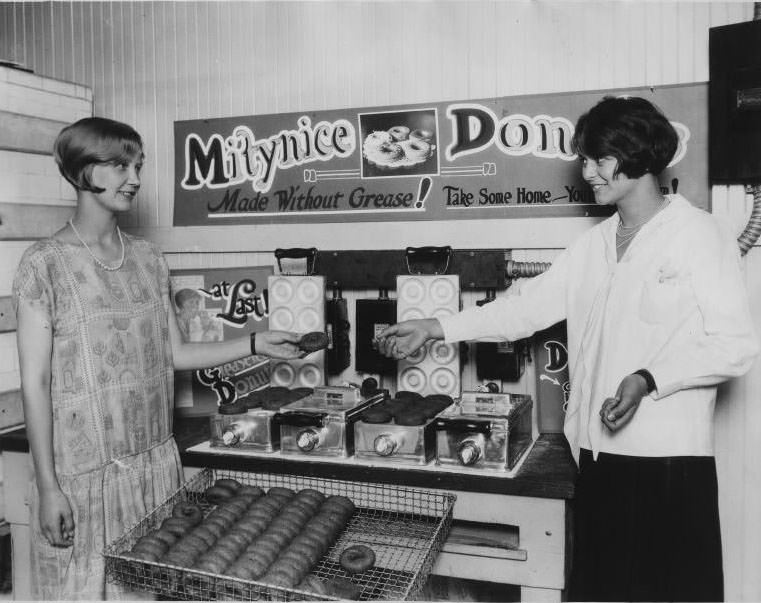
374, 318, 443, 359
255, 330, 304, 359
39, 486, 75, 547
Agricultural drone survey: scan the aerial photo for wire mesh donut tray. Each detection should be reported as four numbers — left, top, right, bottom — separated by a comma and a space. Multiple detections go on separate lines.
104, 468, 455, 600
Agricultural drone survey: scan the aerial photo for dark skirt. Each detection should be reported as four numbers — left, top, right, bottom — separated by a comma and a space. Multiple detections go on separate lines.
569, 449, 723, 602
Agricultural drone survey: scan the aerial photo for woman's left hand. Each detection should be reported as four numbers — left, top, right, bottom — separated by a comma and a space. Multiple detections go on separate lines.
599, 373, 649, 432
255, 330, 304, 359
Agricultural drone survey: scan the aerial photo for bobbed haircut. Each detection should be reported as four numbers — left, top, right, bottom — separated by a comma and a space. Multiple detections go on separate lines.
571, 96, 678, 178
54, 117, 143, 193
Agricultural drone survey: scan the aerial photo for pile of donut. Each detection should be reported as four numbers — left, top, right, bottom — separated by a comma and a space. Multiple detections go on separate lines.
362, 126, 435, 169
360, 391, 454, 426
123, 478, 376, 599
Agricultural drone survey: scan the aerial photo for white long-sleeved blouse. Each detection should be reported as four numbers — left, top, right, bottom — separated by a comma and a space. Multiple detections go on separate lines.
440, 194, 759, 463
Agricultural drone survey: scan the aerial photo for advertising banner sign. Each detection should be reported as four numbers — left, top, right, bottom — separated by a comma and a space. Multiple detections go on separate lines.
173, 83, 708, 226
170, 265, 272, 415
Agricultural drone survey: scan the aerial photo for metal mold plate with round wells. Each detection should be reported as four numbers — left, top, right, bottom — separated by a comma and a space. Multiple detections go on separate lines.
396, 275, 460, 398
104, 468, 455, 601
268, 275, 326, 389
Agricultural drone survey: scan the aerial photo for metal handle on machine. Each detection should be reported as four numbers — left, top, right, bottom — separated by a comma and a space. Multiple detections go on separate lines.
405, 246, 452, 275
275, 247, 318, 275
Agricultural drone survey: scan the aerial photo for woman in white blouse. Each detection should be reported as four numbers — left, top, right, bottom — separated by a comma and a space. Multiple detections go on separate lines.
376, 96, 758, 602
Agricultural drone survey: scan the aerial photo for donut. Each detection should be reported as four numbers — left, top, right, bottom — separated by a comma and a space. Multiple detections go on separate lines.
401, 138, 431, 162
298, 331, 329, 353
274, 556, 310, 581
172, 502, 204, 526
409, 128, 434, 143
260, 529, 291, 550
214, 477, 243, 492
263, 568, 299, 588
363, 130, 393, 149
191, 526, 219, 548
322, 495, 356, 516
204, 485, 235, 505
212, 543, 240, 565
151, 529, 179, 548
220, 498, 250, 515
227, 562, 255, 580
245, 543, 279, 565
280, 506, 312, 525
362, 407, 392, 424
132, 540, 166, 560
267, 486, 296, 499
388, 126, 410, 141
192, 556, 226, 574
287, 540, 322, 565
204, 514, 233, 531
123, 548, 159, 563
235, 485, 265, 500
177, 534, 209, 555
210, 507, 240, 524
326, 577, 362, 600
160, 517, 194, 537
165, 550, 197, 568
235, 522, 265, 541
339, 544, 376, 574
395, 409, 427, 426
241, 555, 271, 579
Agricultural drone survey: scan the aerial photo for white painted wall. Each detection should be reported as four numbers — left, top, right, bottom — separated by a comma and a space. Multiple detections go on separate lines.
1, 1, 760, 599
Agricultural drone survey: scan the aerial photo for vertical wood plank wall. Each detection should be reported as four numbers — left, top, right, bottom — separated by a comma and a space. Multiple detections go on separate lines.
1, 1, 760, 599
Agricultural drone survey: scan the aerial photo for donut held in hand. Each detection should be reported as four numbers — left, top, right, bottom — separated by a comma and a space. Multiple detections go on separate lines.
339, 544, 376, 574
298, 331, 329, 353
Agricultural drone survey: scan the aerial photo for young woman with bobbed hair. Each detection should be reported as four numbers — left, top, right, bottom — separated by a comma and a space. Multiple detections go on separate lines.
376, 96, 758, 601
13, 117, 305, 599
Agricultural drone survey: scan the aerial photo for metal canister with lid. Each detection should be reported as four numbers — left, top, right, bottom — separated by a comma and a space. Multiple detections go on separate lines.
434, 395, 533, 471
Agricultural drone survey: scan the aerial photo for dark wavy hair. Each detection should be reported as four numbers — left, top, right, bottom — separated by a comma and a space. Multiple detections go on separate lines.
571, 96, 678, 178
54, 117, 143, 193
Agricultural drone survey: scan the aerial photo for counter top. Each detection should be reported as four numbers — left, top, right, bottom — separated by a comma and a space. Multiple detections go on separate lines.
0, 415, 577, 500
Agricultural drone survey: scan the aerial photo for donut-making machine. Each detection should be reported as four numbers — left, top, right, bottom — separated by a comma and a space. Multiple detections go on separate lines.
207, 246, 541, 472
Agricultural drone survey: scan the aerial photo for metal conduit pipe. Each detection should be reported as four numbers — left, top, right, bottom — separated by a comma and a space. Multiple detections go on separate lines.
505, 260, 552, 279
737, 2, 761, 255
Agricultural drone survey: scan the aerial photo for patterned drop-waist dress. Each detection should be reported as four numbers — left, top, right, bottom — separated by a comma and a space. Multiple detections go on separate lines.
12, 234, 184, 600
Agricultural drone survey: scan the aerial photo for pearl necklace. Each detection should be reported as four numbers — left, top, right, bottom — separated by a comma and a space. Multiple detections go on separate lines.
68, 219, 125, 271
615, 196, 669, 249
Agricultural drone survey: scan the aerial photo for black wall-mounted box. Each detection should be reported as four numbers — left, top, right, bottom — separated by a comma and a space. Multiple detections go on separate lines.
709, 19, 761, 183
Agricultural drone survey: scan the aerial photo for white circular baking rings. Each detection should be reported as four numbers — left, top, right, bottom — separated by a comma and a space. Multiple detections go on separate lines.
298, 364, 322, 388
429, 278, 456, 305
399, 278, 425, 304
272, 363, 296, 387
430, 368, 457, 394
400, 367, 427, 392
296, 308, 321, 332
270, 279, 294, 303
296, 279, 321, 304
430, 341, 456, 365
270, 307, 294, 330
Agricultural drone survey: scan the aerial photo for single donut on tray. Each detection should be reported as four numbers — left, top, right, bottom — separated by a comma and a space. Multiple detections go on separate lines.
171, 501, 204, 526
339, 544, 376, 574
